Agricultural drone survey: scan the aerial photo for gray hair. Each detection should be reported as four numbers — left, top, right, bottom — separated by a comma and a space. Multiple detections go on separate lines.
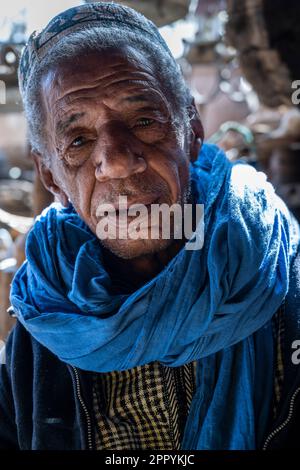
20, 26, 192, 157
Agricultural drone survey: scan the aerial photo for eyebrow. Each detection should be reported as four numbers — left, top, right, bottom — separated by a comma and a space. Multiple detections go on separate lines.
55, 94, 165, 136
121, 94, 154, 104
56, 112, 85, 135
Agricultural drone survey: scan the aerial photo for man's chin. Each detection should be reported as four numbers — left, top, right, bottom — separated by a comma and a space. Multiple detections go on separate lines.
100, 237, 174, 259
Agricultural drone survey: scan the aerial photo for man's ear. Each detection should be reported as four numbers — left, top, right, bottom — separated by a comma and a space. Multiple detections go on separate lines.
188, 100, 204, 163
31, 151, 69, 207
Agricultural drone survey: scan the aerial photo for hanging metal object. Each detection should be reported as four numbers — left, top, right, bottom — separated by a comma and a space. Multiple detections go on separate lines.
181, 0, 252, 107
183, 0, 227, 63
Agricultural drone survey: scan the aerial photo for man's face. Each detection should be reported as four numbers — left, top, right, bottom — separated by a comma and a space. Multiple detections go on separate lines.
40, 45, 200, 259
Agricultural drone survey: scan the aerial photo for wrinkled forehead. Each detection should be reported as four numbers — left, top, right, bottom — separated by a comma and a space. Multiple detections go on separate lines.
44, 44, 154, 84
40, 45, 165, 105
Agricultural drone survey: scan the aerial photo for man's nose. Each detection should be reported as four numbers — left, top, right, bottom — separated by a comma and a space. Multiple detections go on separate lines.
93, 128, 147, 182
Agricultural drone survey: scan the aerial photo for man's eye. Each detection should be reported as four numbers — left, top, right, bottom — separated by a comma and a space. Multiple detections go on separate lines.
70, 136, 87, 148
135, 118, 155, 128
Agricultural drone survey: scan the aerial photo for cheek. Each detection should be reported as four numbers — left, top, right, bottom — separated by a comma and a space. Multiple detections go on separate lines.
147, 147, 190, 204
55, 161, 96, 218
177, 155, 190, 189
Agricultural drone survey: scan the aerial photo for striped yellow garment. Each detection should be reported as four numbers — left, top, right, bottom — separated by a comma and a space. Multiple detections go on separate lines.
93, 361, 197, 450
272, 304, 285, 419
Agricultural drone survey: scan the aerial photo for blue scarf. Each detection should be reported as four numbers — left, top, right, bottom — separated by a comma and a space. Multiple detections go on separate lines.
10, 144, 299, 449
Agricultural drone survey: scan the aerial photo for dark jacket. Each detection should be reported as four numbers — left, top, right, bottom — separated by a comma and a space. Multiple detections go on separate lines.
0, 248, 300, 450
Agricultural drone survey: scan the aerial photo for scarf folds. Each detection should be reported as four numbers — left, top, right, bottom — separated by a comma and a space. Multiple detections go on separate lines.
10, 143, 300, 449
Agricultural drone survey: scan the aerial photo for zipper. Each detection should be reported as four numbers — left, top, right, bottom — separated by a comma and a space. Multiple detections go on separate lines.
71, 366, 93, 450
262, 386, 300, 450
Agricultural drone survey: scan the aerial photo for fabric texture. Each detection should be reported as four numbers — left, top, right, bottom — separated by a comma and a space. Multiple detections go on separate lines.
2, 250, 300, 451
10, 143, 300, 449
93, 360, 197, 450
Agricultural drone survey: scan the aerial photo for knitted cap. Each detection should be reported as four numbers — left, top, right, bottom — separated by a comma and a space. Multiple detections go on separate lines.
18, 1, 174, 96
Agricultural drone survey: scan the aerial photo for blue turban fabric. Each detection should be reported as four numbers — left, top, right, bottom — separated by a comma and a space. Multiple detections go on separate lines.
10, 143, 300, 449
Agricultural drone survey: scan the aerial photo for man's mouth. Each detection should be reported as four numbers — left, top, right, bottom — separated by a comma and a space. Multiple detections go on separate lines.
97, 194, 161, 218
96, 194, 161, 226
113, 195, 161, 213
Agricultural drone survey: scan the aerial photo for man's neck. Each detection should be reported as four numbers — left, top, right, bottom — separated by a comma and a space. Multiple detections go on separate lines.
102, 239, 185, 292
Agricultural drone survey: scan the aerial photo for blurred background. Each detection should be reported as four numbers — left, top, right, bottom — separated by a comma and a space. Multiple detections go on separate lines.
0, 0, 299, 340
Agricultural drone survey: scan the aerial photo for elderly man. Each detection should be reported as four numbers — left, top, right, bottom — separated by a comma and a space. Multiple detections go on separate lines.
0, 2, 300, 451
